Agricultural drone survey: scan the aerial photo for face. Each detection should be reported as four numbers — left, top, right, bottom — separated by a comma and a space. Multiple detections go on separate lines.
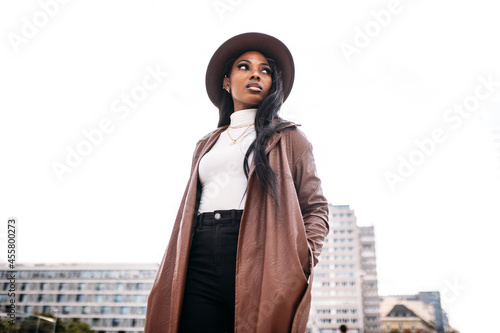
223, 51, 273, 111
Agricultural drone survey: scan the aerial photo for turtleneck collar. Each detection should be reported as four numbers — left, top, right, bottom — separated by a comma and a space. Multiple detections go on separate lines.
230, 108, 257, 127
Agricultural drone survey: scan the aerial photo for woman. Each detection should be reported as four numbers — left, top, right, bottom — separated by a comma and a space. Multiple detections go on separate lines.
144, 32, 329, 333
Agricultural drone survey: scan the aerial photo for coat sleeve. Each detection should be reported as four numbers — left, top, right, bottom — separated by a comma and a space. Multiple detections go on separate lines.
291, 128, 330, 273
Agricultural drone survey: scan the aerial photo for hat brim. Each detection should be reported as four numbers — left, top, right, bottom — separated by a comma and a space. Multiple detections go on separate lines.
205, 32, 295, 108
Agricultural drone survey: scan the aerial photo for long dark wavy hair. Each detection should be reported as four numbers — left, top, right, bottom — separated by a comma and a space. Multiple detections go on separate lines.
217, 53, 296, 212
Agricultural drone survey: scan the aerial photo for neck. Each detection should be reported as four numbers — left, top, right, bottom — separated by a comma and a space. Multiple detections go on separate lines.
230, 108, 257, 127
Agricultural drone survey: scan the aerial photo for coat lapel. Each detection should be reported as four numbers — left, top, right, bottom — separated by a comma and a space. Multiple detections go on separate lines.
247, 131, 282, 178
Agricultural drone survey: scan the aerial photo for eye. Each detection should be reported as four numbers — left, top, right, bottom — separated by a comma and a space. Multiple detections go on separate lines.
261, 67, 272, 74
237, 63, 249, 70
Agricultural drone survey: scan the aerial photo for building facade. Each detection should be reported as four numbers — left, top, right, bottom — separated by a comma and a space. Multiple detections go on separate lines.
309, 204, 382, 333
381, 304, 435, 333
0, 263, 158, 332
359, 225, 382, 332
380, 292, 449, 333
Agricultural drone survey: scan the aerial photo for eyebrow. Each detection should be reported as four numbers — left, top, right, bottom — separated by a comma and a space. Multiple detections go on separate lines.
237, 59, 271, 67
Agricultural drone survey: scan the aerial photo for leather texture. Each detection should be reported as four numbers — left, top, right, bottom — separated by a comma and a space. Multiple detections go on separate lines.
144, 121, 329, 333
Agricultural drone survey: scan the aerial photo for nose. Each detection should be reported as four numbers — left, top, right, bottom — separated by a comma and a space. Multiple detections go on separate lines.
250, 70, 260, 80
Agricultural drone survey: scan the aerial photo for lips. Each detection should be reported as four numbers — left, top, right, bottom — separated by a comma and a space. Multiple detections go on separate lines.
246, 82, 262, 92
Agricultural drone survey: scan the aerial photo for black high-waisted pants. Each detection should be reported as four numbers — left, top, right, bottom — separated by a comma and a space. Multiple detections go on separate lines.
178, 209, 243, 333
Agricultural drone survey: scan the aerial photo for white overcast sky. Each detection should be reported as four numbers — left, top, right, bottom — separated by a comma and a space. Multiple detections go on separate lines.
1, 0, 500, 331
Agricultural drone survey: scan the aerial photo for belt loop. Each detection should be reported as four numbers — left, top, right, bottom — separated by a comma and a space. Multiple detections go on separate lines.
231, 209, 236, 227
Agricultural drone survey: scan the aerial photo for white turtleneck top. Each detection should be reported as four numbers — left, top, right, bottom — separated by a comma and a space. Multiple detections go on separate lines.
197, 108, 257, 214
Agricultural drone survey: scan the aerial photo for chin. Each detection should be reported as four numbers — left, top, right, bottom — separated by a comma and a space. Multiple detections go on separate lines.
244, 97, 265, 106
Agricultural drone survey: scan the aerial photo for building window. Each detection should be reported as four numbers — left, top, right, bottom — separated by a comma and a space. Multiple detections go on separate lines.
57, 294, 64, 302
40, 283, 47, 291
58, 283, 65, 291
101, 306, 109, 315
38, 295, 44, 302
115, 294, 122, 302
120, 306, 130, 315
95, 294, 103, 302
43, 306, 51, 314
76, 294, 84, 302
82, 306, 90, 314
62, 306, 70, 315
112, 318, 120, 327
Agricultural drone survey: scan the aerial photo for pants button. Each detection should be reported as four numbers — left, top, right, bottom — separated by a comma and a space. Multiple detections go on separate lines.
214, 213, 221, 220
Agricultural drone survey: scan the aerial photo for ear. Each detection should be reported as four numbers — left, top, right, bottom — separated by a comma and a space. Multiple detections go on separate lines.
223, 76, 230, 92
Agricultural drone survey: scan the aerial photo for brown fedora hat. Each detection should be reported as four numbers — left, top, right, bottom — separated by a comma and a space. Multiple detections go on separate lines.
205, 32, 295, 108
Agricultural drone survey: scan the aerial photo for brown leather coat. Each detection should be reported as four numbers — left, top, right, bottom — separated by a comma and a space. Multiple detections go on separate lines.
145, 122, 329, 332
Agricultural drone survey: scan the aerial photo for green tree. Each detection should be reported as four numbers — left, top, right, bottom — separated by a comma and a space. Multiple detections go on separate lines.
13, 314, 93, 333
62, 319, 94, 333
0, 317, 14, 333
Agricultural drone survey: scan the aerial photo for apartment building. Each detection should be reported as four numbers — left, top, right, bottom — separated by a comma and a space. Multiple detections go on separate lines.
309, 204, 381, 333
0, 263, 158, 332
